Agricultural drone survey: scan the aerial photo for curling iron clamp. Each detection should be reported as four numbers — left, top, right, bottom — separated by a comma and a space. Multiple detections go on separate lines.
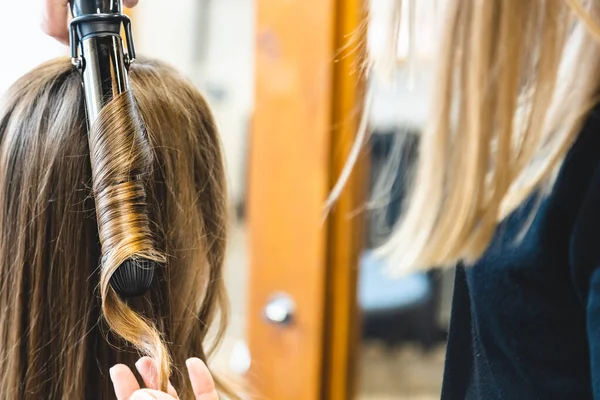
68, 0, 157, 298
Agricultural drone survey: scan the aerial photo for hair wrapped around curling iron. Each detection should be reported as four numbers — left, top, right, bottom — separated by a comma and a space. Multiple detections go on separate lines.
88, 91, 170, 390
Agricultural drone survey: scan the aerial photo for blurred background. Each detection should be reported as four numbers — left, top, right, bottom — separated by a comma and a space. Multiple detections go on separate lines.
2, 0, 452, 399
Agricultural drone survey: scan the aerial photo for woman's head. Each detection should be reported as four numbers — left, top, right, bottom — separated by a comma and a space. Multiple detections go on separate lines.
0, 57, 230, 398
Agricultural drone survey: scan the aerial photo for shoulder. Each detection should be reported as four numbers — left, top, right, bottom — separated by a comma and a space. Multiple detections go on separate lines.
567, 104, 600, 302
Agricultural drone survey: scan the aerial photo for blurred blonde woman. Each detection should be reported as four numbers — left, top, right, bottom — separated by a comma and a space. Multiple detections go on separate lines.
374, 0, 600, 398
266, 0, 600, 395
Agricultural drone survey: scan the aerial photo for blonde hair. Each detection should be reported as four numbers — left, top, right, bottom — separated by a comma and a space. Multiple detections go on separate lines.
0, 57, 237, 399
376, 0, 600, 273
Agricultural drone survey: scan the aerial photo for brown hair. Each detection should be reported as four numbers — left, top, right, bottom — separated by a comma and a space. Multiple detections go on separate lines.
0, 57, 233, 399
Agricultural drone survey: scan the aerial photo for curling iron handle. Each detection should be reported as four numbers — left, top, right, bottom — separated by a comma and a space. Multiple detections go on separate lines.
69, 0, 124, 38
69, 0, 122, 17
68, 0, 131, 124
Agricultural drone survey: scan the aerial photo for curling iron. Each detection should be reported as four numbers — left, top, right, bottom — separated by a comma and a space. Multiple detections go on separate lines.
69, 0, 157, 298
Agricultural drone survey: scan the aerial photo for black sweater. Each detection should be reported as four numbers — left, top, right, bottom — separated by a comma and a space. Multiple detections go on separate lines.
441, 106, 600, 399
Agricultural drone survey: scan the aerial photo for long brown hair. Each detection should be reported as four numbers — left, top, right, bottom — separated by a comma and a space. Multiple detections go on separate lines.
374, 0, 600, 272
0, 57, 233, 399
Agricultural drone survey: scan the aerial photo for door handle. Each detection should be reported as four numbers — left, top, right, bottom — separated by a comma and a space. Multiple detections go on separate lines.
263, 293, 295, 325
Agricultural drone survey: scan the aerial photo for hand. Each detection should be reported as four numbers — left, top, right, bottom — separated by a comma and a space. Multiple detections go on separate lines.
110, 357, 219, 400
41, 0, 140, 44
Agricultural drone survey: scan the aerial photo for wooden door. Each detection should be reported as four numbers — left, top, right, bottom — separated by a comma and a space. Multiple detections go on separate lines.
247, 0, 367, 398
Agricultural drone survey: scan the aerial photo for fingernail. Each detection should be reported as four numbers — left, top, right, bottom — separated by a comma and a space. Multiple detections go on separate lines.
135, 357, 153, 373
109, 365, 121, 382
186, 357, 201, 366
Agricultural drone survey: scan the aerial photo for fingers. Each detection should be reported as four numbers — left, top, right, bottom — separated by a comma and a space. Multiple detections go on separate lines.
187, 358, 219, 400
135, 357, 178, 398
41, 0, 70, 44
110, 364, 141, 400
111, 357, 216, 400
124, 0, 140, 7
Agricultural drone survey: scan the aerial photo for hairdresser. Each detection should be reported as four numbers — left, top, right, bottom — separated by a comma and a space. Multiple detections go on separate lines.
40, 1, 219, 399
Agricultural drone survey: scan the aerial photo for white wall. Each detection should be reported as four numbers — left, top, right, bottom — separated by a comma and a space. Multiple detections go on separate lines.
135, 0, 200, 78
136, 0, 255, 206
197, 0, 254, 207
0, 1, 66, 96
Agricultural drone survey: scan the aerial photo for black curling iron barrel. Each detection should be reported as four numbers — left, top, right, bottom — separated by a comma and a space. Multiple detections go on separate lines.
69, 0, 157, 298
69, 0, 135, 123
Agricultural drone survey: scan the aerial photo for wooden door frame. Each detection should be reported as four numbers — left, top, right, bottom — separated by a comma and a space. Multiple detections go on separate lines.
323, 0, 368, 398
247, 0, 367, 399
